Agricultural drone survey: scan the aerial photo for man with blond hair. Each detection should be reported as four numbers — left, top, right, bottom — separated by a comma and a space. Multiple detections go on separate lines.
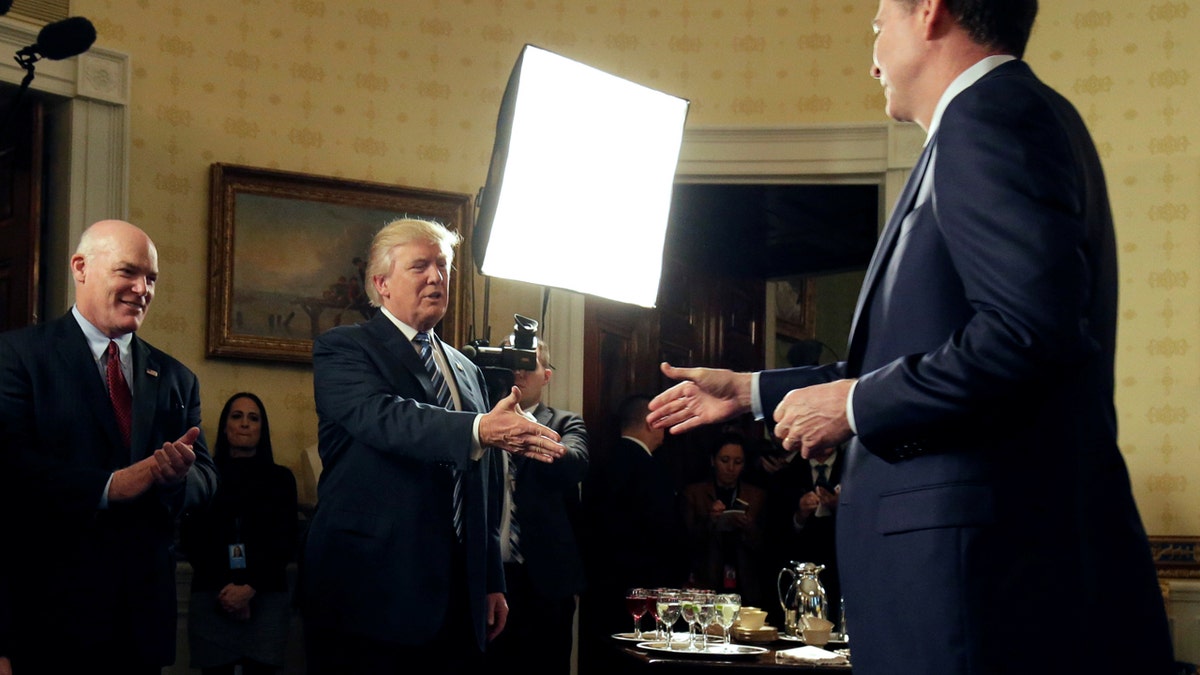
301, 218, 566, 674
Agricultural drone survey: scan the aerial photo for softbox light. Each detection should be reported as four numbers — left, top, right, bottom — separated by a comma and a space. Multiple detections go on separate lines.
475, 44, 689, 308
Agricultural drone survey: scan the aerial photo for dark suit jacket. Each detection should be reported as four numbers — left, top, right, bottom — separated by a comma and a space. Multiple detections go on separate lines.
0, 312, 217, 667
511, 402, 589, 599
302, 312, 505, 651
760, 61, 1173, 674
583, 437, 688, 595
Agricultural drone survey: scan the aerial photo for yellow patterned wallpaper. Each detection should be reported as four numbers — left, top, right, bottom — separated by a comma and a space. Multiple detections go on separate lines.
67, 0, 1197, 533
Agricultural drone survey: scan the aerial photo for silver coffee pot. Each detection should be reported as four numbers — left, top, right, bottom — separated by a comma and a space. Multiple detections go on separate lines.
777, 560, 827, 637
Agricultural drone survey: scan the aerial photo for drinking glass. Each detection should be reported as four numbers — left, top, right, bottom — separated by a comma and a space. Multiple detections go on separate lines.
625, 587, 648, 639
645, 588, 661, 638
696, 592, 716, 650
714, 593, 741, 648
680, 591, 701, 650
656, 590, 682, 649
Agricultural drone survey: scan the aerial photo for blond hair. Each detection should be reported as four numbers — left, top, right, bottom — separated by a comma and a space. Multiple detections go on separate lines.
364, 218, 461, 307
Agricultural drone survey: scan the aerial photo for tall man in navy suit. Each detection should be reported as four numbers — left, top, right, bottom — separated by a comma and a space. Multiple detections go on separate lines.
0, 219, 218, 674
301, 218, 566, 674
647, 1, 1175, 673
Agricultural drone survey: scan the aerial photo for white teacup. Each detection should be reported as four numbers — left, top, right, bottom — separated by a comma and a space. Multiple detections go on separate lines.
737, 609, 767, 630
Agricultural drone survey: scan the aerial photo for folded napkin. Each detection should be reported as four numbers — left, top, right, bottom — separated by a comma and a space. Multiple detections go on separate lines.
775, 645, 850, 666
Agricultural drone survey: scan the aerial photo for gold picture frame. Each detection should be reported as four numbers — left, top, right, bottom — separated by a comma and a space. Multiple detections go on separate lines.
1150, 536, 1200, 578
207, 163, 474, 364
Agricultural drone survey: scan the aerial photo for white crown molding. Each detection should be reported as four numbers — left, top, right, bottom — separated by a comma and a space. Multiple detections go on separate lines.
677, 122, 922, 181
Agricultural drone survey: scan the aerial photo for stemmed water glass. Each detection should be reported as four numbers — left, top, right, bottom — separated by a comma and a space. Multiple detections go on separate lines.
680, 591, 701, 650
656, 590, 682, 649
625, 587, 648, 639
696, 592, 716, 650
714, 593, 741, 649
645, 588, 661, 638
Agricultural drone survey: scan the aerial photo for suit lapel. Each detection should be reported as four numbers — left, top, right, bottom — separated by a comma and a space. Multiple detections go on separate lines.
51, 316, 127, 466
435, 333, 483, 413
130, 337, 161, 461
364, 313, 440, 403
845, 136, 937, 370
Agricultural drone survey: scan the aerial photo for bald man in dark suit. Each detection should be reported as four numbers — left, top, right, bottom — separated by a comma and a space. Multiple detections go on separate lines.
0, 220, 217, 674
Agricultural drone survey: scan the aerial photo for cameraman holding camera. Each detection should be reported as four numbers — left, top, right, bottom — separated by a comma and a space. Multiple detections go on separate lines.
485, 339, 589, 675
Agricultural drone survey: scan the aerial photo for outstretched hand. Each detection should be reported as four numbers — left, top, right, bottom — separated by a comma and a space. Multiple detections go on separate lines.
480, 387, 565, 463
646, 362, 753, 435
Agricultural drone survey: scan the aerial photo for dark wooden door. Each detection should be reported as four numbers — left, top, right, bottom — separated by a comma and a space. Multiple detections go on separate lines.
0, 91, 44, 331
582, 235, 766, 488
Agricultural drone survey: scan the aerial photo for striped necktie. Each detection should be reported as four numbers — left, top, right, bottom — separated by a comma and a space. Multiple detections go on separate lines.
414, 331, 463, 541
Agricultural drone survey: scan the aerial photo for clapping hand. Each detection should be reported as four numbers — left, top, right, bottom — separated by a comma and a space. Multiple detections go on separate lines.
110, 426, 200, 501
150, 426, 200, 484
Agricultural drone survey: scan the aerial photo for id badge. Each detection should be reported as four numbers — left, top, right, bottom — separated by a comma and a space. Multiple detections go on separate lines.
229, 543, 247, 569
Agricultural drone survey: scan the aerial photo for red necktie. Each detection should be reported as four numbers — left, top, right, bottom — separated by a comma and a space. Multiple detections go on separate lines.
106, 340, 132, 448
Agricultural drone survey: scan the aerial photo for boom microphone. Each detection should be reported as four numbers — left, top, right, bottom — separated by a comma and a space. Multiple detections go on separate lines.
17, 17, 97, 61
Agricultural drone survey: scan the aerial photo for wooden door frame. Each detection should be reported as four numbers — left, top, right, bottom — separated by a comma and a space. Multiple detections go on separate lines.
0, 17, 130, 315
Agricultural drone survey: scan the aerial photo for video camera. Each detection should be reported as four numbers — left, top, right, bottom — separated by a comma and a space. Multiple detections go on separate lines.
462, 314, 539, 404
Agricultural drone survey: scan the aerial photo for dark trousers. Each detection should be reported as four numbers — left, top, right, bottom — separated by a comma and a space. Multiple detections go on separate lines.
303, 546, 483, 675
486, 562, 577, 675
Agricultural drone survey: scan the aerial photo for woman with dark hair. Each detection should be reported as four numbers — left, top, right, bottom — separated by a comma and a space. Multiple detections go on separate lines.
180, 392, 298, 675
679, 432, 767, 607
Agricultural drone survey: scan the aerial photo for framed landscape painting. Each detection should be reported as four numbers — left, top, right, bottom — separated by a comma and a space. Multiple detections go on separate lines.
207, 163, 474, 363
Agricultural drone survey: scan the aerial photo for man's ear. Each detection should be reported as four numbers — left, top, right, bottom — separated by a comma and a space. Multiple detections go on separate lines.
70, 254, 86, 283
922, 0, 952, 40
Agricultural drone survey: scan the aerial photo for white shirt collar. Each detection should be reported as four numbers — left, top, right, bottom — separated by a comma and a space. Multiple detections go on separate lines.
925, 55, 1016, 143
72, 305, 133, 363
622, 435, 653, 456
380, 306, 425, 347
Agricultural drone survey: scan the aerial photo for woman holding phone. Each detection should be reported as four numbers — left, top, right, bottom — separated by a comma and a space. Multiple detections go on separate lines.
679, 433, 766, 607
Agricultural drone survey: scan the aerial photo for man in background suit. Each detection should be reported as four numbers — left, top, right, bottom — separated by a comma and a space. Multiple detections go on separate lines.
579, 395, 686, 674
486, 339, 589, 675
301, 218, 565, 674
761, 445, 843, 631
0, 219, 217, 674
647, 1, 1175, 673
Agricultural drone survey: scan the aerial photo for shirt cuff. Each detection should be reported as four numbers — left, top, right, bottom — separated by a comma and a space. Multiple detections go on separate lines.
470, 414, 485, 461
751, 371, 764, 420
100, 473, 113, 509
846, 379, 859, 435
